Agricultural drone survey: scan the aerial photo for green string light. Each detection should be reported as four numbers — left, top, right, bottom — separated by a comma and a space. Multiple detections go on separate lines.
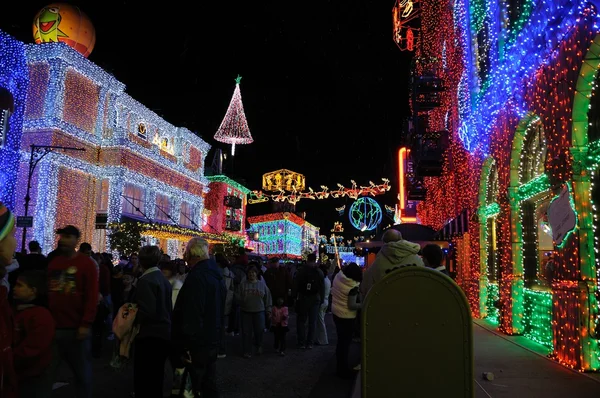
515, 174, 551, 203
523, 288, 553, 349
485, 282, 500, 325
479, 202, 500, 218
506, 0, 535, 45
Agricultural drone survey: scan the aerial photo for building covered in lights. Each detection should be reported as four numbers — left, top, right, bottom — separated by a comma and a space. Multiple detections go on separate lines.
203, 175, 250, 243
0, 31, 28, 209
247, 212, 319, 259
4, 38, 219, 258
403, 0, 600, 370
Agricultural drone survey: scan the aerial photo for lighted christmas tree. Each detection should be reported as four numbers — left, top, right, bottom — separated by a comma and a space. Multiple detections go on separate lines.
214, 75, 254, 155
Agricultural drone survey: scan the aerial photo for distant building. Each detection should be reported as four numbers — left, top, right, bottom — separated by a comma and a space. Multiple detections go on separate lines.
247, 212, 317, 259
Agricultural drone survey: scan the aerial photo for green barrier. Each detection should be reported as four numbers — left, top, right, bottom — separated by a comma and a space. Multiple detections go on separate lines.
362, 267, 473, 398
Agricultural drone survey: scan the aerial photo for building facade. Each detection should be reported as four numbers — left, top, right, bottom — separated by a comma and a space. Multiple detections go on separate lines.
204, 174, 250, 244
408, 0, 600, 370
247, 212, 319, 259
3, 39, 217, 258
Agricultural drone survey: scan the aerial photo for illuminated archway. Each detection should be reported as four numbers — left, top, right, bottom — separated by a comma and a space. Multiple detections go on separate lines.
570, 32, 600, 371
508, 113, 547, 335
477, 156, 499, 320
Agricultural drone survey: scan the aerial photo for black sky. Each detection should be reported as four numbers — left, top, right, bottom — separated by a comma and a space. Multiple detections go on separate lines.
2, 0, 412, 236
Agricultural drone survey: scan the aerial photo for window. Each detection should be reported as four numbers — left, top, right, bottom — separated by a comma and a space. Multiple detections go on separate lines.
180, 202, 195, 228
155, 194, 171, 223
122, 184, 145, 217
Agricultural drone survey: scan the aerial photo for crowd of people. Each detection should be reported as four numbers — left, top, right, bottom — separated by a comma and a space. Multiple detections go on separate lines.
0, 202, 451, 398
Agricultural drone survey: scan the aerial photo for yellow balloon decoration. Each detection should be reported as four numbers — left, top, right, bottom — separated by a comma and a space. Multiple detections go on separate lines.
33, 3, 96, 58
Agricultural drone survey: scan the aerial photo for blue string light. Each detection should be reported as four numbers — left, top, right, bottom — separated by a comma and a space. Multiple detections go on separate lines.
459, 0, 596, 154
0, 31, 28, 209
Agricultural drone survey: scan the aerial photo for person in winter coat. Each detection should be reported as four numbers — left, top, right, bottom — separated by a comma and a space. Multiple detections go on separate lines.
315, 264, 331, 345
422, 244, 450, 276
215, 253, 234, 359
331, 262, 363, 379
0, 202, 18, 398
48, 225, 99, 398
263, 257, 293, 304
294, 253, 325, 349
228, 249, 248, 335
133, 246, 173, 398
360, 229, 423, 298
236, 265, 272, 358
172, 238, 226, 397
12, 271, 55, 398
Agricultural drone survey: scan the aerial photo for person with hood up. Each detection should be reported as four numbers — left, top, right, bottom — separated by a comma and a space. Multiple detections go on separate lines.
360, 229, 423, 298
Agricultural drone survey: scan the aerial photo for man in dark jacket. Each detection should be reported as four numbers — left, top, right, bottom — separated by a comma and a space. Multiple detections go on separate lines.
294, 253, 325, 349
227, 249, 247, 335
263, 257, 292, 303
172, 238, 225, 398
133, 245, 172, 398
422, 244, 450, 276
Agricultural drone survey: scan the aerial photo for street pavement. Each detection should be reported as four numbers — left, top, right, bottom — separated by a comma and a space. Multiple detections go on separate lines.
351, 320, 600, 397
472, 321, 600, 397
52, 312, 357, 398
52, 313, 600, 397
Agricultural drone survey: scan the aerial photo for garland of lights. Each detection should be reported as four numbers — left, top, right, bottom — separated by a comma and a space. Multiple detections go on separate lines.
248, 178, 391, 205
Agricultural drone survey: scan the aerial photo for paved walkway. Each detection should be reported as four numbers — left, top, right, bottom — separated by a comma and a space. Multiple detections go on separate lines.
352, 321, 600, 397
473, 321, 600, 397
52, 312, 355, 398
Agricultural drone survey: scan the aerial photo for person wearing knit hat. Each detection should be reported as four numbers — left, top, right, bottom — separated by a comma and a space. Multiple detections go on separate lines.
0, 202, 18, 398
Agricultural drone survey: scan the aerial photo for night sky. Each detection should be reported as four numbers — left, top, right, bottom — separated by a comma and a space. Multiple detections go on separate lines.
2, 1, 412, 237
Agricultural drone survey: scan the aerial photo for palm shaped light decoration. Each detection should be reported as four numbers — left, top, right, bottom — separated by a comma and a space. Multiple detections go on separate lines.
214, 75, 254, 155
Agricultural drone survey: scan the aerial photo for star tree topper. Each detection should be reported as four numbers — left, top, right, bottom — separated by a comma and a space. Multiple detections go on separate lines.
214, 74, 254, 155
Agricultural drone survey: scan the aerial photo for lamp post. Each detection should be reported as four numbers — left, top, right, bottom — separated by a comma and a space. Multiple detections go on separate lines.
21, 144, 85, 253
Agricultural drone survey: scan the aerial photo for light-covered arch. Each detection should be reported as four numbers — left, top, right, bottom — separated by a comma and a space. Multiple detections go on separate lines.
477, 156, 498, 319
570, 32, 600, 371
508, 113, 546, 334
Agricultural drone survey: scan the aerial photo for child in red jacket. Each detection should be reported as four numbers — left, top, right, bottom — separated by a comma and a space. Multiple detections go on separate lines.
271, 298, 289, 356
13, 271, 55, 398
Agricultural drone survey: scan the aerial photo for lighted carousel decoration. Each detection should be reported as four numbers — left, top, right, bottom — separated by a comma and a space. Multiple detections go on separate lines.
392, 0, 420, 52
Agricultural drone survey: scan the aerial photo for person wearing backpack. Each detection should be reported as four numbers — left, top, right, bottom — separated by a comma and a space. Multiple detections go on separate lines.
293, 253, 324, 349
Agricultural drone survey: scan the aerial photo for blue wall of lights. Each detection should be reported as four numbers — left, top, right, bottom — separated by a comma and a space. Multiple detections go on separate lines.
0, 31, 29, 209
458, 0, 591, 154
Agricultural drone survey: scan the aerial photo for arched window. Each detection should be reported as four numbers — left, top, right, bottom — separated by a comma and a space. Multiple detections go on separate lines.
0, 87, 15, 149
518, 121, 549, 286
486, 163, 499, 282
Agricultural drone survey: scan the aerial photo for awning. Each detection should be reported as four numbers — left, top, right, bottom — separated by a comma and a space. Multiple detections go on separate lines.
115, 218, 229, 244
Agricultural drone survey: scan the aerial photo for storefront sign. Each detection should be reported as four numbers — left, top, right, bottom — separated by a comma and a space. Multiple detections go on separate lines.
547, 185, 577, 246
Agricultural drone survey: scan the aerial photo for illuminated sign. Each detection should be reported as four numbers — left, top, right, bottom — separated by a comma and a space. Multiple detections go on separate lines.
398, 147, 418, 223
